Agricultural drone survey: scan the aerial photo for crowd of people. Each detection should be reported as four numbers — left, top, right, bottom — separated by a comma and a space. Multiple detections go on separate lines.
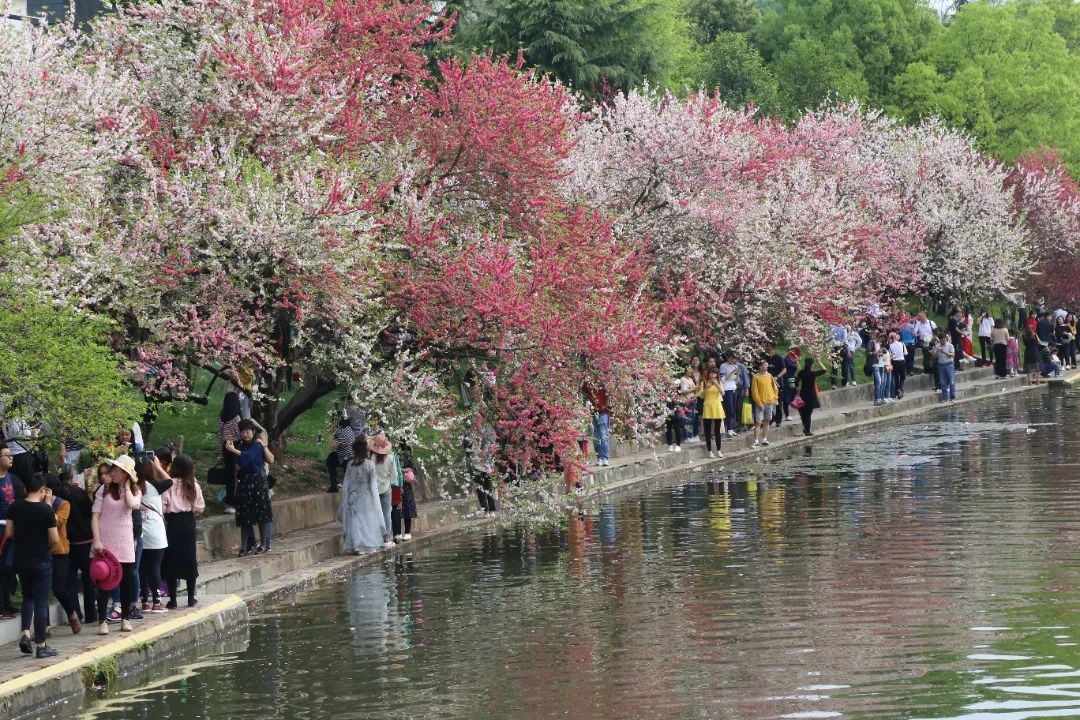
609, 302, 1079, 468
657, 345, 830, 460
3, 301, 1076, 661
0, 431, 206, 659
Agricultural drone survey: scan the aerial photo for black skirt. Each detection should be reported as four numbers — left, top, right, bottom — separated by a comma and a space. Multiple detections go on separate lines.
235, 472, 273, 525
163, 512, 199, 580
401, 482, 417, 520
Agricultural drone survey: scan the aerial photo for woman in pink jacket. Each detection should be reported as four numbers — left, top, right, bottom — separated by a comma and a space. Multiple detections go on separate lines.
91, 456, 141, 635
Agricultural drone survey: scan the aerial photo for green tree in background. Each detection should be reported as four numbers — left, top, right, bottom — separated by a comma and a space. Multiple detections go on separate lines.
0, 288, 146, 449
451, 0, 697, 95
0, 192, 145, 448
699, 31, 781, 113
685, 0, 759, 41
889, 0, 1080, 172
752, 0, 940, 115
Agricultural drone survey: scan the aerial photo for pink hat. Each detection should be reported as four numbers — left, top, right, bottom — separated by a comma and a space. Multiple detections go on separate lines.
89, 548, 123, 591
367, 434, 392, 455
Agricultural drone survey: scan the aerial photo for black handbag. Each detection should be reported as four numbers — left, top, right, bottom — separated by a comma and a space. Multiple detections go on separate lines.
206, 465, 227, 486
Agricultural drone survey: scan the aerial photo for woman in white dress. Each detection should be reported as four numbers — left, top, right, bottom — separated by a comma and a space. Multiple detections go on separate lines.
338, 436, 385, 554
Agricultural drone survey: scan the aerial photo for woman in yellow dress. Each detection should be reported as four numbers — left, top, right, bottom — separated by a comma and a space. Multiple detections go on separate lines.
698, 368, 726, 458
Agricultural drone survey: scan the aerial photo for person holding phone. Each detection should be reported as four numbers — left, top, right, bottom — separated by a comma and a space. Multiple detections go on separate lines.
225, 419, 274, 556
91, 456, 141, 634
697, 369, 725, 459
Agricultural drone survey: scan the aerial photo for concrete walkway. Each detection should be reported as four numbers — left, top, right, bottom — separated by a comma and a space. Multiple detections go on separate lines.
0, 363, 1070, 719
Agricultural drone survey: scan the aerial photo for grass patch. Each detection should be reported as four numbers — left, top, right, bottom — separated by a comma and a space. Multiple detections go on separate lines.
146, 372, 346, 506
82, 656, 119, 691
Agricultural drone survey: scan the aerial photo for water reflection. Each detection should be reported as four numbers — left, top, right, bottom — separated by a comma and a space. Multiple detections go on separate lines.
50, 390, 1080, 720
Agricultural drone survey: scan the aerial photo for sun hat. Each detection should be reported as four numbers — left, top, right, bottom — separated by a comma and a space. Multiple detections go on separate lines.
367, 434, 392, 454
89, 548, 123, 591
100, 454, 137, 483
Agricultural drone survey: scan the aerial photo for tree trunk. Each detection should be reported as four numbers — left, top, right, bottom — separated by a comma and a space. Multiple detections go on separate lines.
254, 373, 338, 452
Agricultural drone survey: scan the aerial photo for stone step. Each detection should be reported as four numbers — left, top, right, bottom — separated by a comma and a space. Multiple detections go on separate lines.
610, 364, 997, 457
593, 370, 1028, 488
0, 494, 478, 646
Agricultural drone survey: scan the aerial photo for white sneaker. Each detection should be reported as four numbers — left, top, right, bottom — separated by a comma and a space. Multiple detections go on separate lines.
716, 452, 723, 458
600, 458, 609, 467
383, 541, 396, 549
752, 440, 760, 447
762, 439, 770, 446
224, 506, 236, 514
708, 451, 715, 458
393, 534, 402, 541
400, 534, 412, 541
673, 445, 681, 452
667, 445, 674, 452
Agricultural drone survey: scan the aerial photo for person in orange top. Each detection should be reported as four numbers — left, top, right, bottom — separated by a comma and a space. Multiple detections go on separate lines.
44, 474, 81, 634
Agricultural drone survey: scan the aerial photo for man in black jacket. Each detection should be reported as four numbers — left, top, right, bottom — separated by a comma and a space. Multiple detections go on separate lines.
0, 447, 26, 617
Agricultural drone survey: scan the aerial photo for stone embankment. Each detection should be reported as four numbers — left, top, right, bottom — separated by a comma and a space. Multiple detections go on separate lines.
0, 363, 1066, 718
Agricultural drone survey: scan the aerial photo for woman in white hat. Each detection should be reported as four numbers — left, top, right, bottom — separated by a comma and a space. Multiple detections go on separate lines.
91, 455, 141, 634
367, 434, 399, 549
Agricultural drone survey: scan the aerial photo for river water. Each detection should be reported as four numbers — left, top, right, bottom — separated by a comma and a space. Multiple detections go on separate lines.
69, 390, 1080, 720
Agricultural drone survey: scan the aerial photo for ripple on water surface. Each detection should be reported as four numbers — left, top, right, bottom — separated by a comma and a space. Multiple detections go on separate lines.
53, 390, 1080, 720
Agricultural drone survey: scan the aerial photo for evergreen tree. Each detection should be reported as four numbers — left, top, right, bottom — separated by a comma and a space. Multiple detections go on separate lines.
452, 0, 687, 95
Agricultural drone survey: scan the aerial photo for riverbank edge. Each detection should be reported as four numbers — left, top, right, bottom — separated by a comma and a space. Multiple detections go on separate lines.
1, 372, 1066, 719
0, 595, 248, 720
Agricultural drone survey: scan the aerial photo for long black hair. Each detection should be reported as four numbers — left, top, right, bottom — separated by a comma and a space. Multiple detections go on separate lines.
350, 435, 368, 466
170, 454, 197, 504
221, 391, 242, 422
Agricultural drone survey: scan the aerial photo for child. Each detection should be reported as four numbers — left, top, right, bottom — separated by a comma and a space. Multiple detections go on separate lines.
1048, 346, 1065, 377
1006, 331, 1020, 376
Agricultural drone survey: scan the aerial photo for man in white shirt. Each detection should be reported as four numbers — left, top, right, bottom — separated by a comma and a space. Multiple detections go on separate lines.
913, 312, 936, 374
718, 354, 741, 436
843, 326, 861, 386
977, 312, 994, 363
888, 333, 908, 399
829, 325, 846, 388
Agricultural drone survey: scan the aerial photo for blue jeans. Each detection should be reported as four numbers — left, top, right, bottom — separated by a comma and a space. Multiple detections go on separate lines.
842, 355, 856, 385
379, 491, 392, 538
18, 561, 52, 644
873, 366, 888, 403
592, 413, 610, 461
722, 390, 737, 432
938, 363, 956, 401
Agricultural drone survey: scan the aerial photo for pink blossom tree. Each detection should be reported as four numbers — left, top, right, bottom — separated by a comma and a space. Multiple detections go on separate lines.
1008, 149, 1080, 306
13, 0, 677, 476
565, 90, 927, 354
